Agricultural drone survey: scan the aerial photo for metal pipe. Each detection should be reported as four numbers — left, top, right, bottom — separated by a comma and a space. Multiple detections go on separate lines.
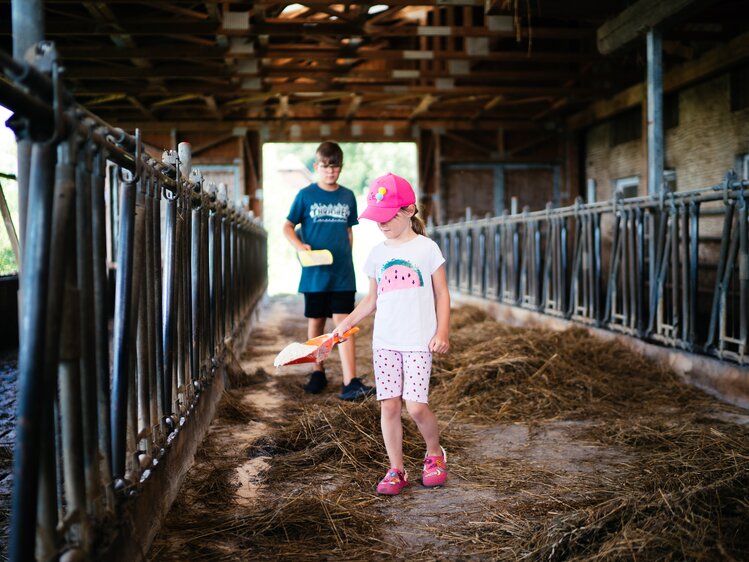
110, 175, 137, 482
151, 175, 165, 425
9, 141, 55, 562
75, 143, 100, 523
58, 283, 90, 547
91, 149, 112, 484
11, 0, 44, 255
36, 134, 79, 561
705, 201, 735, 348
161, 194, 177, 418
191, 205, 201, 384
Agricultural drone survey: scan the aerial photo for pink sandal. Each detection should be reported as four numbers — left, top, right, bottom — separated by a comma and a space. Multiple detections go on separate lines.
376, 468, 409, 495
422, 447, 448, 487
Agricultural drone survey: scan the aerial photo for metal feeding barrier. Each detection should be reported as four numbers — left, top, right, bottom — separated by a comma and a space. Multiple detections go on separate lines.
0, 42, 267, 560
431, 178, 748, 366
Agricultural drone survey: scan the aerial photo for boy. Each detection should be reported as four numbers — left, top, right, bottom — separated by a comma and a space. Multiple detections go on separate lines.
283, 141, 374, 400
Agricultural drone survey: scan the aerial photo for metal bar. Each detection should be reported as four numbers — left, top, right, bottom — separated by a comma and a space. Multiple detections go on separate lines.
75, 143, 100, 521
36, 135, 79, 561
110, 174, 137, 482
689, 201, 699, 346
58, 283, 89, 547
646, 29, 664, 196
12, 0, 44, 260
161, 194, 177, 418
0, 179, 21, 267
705, 201, 735, 348
152, 176, 165, 425
190, 207, 197, 380
739, 200, 748, 360
9, 141, 55, 562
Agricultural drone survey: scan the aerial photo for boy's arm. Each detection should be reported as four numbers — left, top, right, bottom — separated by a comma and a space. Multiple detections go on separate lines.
283, 219, 311, 251
332, 277, 378, 339
429, 264, 450, 354
347, 227, 353, 249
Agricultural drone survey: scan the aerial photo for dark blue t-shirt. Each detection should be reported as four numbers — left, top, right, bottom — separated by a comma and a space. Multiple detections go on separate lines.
286, 183, 359, 292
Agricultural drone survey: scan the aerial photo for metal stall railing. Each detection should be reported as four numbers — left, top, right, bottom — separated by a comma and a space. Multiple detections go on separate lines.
431, 174, 748, 366
0, 42, 267, 561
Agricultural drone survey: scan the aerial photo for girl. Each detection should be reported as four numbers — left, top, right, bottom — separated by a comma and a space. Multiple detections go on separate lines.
332, 173, 450, 495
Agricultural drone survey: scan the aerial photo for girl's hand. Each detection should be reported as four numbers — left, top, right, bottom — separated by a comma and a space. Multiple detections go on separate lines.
332, 321, 353, 342
428, 334, 449, 354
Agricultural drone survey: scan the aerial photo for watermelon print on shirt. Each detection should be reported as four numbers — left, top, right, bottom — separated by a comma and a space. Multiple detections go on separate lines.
377, 259, 424, 294
363, 235, 446, 352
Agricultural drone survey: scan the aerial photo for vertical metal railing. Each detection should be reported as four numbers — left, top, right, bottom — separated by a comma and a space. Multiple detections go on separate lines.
431, 174, 749, 366
1, 43, 267, 561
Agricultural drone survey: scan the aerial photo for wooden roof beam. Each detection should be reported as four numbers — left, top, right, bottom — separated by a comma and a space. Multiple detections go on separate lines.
127, 95, 156, 120
345, 94, 362, 119
570, 29, 749, 129
409, 94, 437, 119
111, 117, 541, 132
597, 0, 718, 55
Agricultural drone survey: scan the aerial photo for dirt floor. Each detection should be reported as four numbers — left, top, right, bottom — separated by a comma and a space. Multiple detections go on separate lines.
147, 295, 749, 561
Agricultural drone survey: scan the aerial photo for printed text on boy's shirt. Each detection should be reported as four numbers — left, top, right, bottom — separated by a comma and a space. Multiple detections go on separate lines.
309, 202, 351, 223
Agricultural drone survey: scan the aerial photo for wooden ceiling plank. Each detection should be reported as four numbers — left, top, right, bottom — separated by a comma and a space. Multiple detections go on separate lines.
597, 0, 716, 54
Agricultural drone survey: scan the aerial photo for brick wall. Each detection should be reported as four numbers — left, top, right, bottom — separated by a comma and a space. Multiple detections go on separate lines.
585, 72, 749, 200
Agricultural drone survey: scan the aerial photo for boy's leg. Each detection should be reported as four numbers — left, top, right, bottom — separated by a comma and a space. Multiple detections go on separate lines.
307, 316, 326, 372
303, 292, 328, 393
332, 312, 354, 385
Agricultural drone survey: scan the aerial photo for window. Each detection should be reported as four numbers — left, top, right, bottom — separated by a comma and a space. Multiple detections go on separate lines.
730, 63, 749, 111
614, 176, 639, 198
610, 106, 642, 147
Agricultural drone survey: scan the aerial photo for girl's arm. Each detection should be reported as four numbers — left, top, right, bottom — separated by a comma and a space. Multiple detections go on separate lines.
332, 277, 378, 339
429, 264, 450, 354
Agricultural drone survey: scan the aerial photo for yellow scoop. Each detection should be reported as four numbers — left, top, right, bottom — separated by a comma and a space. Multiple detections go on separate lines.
298, 249, 333, 267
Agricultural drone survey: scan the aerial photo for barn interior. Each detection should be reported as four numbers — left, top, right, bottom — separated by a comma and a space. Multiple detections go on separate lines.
1, 1, 749, 560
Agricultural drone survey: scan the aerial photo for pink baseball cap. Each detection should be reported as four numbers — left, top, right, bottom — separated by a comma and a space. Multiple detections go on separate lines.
359, 173, 416, 223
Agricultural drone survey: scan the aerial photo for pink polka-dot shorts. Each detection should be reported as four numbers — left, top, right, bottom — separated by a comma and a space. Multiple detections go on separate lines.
373, 348, 433, 404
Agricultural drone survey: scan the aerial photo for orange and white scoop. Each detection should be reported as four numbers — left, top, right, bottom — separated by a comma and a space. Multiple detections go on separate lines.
273, 327, 359, 367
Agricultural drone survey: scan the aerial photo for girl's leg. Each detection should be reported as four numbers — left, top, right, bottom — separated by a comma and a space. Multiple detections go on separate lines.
380, 398, 404, 471
405, 401, 441, 456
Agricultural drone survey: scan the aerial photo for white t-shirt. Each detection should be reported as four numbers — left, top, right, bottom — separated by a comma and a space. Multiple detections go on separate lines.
363, 235, 446, 352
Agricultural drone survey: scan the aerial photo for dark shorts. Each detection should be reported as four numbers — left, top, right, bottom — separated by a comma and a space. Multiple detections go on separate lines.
303, 291, 355, 318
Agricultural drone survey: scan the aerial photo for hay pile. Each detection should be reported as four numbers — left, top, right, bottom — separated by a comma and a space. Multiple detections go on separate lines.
149, 304, 749, 561
432, 306, 713, 422
247, 400, 460, 482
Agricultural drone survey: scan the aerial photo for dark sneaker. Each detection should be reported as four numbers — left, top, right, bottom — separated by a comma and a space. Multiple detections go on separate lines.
338, 377, 375, 401
303, 370, 327, 394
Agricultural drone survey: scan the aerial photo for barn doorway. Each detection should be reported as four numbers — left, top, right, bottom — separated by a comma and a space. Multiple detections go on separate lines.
262, 142, 418, 295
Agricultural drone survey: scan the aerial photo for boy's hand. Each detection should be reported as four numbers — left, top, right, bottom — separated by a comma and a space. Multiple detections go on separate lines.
428, 334, 449, 354
297, 244, 312, 252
